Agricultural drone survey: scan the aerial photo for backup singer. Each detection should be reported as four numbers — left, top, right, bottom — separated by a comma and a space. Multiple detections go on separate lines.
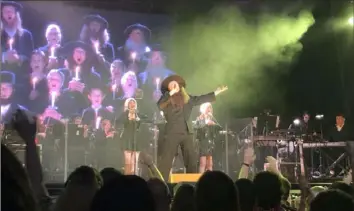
80, 14, 114, 82
119, 98, 141, 175
25, 50, 49, 113
0, 71, 27, 125
195, 102, 220, 173
38, 23, 65, 71
1, 1, 34, 74
157, 75, 227, 181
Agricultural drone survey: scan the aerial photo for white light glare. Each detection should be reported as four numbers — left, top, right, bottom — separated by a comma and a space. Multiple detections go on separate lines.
315, 114, 324, 120
293, 119, 301, 125
349, 16, 354, 25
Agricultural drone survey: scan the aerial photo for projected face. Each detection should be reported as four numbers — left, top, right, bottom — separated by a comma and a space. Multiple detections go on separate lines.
168, 81, 179, 91
73, 47, 86, 65
47, 72, 62, 91
125, 75, 136, 88
30, 54, 46, 73
336, 116, 345, 126
151, 51, 164, 66
0, 83, 13, 100
303, 114, 310, 123
129, 29, 144, 44
111, 61, 123, 80
2, 6, 16, 25
89, 89, 104, 106
89, 21, 101, 33
128, 100, 136, 111
46, 26, 61, 46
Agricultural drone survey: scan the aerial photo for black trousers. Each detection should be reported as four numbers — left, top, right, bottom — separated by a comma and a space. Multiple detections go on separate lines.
158, 133, 197, 181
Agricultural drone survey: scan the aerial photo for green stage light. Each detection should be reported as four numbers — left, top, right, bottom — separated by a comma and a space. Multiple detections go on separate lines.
349, 16, 354, 25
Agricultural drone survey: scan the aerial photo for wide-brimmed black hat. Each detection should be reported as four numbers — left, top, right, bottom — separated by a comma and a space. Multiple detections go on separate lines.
124, 23, 151, 41
0, 71, 16, 84
161, 75, 186, 94
59, 41, 94, 57
1, 1, 23, 12
84, 14, 108, 29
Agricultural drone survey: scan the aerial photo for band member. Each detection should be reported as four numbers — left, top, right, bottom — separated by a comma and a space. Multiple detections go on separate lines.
80, 14, 114, 82
329, 114, 351, 142
38, 23, 65, 70
118, 98, 141, 175
1, 1, 34, 74
0, 71, 28, 125
59, 41, 101, 94
157, 75, 227, 181
25, 50, 49, 113
117, 23, 151, 72
195, 102, 220, 173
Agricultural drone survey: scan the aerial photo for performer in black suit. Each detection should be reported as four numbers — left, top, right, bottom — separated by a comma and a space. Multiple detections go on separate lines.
38, 23, 65, 71
1, 1, 34, 75
0, 71, 28, 126
79, 14, 115, 82
194, 102, 221, 173
157, 75, 227, 181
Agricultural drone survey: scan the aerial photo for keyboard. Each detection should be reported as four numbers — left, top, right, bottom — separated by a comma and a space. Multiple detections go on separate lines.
302, 142, 346, 148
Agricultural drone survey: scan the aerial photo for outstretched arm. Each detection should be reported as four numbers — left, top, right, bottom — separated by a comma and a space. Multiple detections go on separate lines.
189, 86, 228, 106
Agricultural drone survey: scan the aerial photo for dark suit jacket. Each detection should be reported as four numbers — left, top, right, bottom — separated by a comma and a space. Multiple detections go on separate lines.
157, 92, 216, 134
1, 29, 34, 73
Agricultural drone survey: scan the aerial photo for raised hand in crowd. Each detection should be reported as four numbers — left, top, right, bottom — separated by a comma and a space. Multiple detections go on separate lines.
239, 147, 256, 179
68, 80, 85, 93
265, 156, 280, 175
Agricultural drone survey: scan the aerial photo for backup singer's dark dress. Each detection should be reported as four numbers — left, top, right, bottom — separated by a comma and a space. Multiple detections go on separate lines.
195, 120, 221, 156
119, 111, 141, 151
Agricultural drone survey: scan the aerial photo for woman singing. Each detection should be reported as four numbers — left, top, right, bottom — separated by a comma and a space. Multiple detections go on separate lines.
119, 98, 141, 175
195, 102, 219, 173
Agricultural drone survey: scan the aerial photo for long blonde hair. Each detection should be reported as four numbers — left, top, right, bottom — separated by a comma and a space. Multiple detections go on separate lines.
0, 12, 24, 36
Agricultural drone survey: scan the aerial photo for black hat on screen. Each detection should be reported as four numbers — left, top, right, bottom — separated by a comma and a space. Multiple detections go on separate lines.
60, 41, 94, 58
1, 1, 23, 12
124, 23, 151, 41
0, 71, 16, 85
84, 14, 108, 29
